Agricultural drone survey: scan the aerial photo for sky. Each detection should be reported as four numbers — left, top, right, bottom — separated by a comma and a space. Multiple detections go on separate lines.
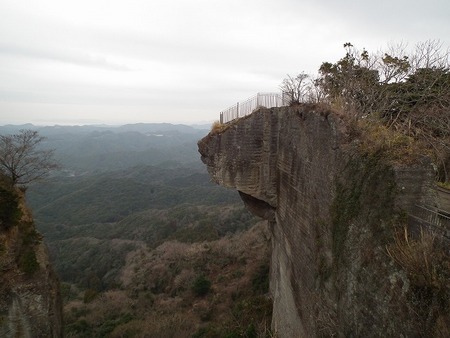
0, 0, 449, 126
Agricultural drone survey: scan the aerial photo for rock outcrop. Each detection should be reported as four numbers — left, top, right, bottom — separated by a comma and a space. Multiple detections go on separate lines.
0, 180, 62, 337
199, 105, 449, 337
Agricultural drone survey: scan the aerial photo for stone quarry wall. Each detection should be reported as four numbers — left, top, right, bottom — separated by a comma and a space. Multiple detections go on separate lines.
199, 105, 448, 337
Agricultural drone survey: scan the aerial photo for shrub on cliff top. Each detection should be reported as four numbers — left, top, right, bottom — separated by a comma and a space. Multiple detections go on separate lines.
211, 120, 230, 134
285, 40, 450, 181
356, 119, 426, 163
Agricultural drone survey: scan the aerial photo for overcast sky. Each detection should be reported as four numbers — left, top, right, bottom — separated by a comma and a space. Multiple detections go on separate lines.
1, 0, 449, 126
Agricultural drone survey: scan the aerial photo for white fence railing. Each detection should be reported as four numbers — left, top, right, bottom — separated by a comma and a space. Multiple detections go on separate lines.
219, 92, 288, 123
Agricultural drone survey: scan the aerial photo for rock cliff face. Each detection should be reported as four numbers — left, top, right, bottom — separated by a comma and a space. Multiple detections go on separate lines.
199, 106, 448, 337
0, 182, 62, 337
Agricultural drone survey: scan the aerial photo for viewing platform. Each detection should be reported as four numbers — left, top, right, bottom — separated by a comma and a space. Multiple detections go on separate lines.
219, 92, 287, 123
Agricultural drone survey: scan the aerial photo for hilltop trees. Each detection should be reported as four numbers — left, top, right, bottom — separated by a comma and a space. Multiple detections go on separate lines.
280, 72, 325, 105
283, 41, 449, 116
0, 130, 59, 187
282, 40, 450, 181
317, 43, 380, 115
280, 73, 310, 105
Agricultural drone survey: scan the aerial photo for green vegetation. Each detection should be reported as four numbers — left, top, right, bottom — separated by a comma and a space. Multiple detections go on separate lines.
28, 166, 239, 226
192, 275, 212, 297
83, 289, 98, 304
65, 312, 136, 338
62, 222, 272, 337
24, 139, 258, 288
29, 203, 256, 289
0, 174, 41, 276
0, 181, 21, 230
15, 123, 265, 336
283, 40, 450, 184
436, 181, 450, 189
18, 249, 39, 275
251, 263, 270, 295
331, 153, 396, 264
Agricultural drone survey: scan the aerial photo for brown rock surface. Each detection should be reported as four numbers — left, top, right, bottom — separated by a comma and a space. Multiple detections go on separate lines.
198, 105, 448, 337
0, 188, 62, 337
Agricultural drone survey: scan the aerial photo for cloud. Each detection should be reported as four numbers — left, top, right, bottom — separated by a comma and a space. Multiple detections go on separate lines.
0, 43, 132, 71
0, 0, 449, 125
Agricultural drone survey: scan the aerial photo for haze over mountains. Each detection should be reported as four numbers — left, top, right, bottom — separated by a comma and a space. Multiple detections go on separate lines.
2, 122, 245, 284
0, 123, 211, 173
6, 122, 241, 283
0, 122, 273, 336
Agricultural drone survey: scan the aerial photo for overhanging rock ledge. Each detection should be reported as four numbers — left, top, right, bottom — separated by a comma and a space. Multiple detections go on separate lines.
198, 105, 445, 337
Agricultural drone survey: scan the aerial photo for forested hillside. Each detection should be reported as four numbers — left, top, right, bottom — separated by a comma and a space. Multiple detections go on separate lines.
10, 123, 272, 336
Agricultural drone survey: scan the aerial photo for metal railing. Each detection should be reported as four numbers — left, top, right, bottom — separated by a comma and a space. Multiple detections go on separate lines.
219, 92, 288, 124
408, 204, 450, 240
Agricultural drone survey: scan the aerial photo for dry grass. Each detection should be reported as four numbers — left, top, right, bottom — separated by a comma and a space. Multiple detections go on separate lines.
437, 181, 450, 189
354, 119, 427, 164
386, 226, 449, 336
386, 226, 448, 289
210, 116, 250, 134
210, 120, 230, 134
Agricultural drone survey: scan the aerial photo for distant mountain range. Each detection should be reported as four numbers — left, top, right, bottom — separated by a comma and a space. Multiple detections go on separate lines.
13, 121, 269, 336
22, 122, 247, 292
0, 122, 210, 134
0, 123, 211, 174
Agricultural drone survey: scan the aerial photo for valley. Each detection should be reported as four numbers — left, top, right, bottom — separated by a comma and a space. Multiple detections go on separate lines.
4, 123, 273, 337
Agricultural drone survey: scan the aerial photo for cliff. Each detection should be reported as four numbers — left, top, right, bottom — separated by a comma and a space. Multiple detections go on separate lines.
198, 105, 449, 337
0, 178, 62, 337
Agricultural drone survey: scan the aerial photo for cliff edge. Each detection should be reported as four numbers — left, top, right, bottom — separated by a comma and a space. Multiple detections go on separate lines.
198, 105, 449, 337
0, 177, 62, 337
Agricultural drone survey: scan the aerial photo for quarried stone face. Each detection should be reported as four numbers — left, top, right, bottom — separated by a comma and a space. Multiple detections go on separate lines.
199, 105, 445, 337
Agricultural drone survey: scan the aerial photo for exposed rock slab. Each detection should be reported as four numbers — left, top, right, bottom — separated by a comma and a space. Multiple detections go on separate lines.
199, 106, 446, 337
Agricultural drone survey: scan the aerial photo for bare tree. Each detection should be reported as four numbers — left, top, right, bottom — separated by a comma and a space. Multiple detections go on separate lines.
410, 39, 450, 71
280, 72, 311, 105
0, 130, 59, 186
